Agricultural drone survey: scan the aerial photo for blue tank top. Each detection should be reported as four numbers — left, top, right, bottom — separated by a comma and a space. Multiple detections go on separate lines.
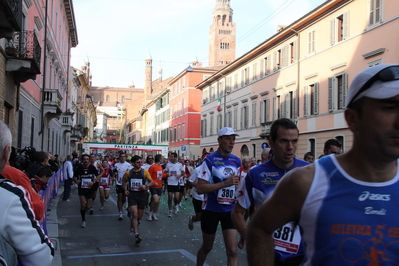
300, 155, 399, 266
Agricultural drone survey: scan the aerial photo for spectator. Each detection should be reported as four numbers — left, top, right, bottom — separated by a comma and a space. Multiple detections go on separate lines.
303, 151, 315, 163
323, 138, 342, 155
63, 155, 74, 202
0, 119, 54, 265
25, 151, 49, 179
31, 166, 52, 192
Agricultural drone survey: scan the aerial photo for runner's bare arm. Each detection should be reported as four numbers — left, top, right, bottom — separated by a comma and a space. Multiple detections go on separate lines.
231, 202, 248, 240
246, 165, 314, 266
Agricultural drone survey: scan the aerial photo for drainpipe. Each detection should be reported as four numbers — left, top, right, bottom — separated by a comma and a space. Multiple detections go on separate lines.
40, 0, 49, 150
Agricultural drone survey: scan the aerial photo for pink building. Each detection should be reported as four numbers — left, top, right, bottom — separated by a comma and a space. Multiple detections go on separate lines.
169, 63, 218, 159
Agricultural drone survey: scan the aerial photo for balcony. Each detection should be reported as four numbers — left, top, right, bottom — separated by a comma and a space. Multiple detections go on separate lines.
5, 30, 41, 83
70, 125, 82, 142
43, 89, 62, 119
259, 121, 273, 139
0, 0, 22, 39
60, 113, 74, 133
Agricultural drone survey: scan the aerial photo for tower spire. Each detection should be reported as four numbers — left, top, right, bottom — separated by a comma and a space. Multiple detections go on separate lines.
208, 0, 236, 67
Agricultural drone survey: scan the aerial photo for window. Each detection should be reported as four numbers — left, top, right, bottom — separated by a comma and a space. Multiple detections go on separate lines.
252, 143, 256, 158
308, 138, 316, 156
289, 42, 297, 64
336, 136, 344, 153
217, 114, 223, 131
304, 83, 319, 116
285, 91, 297, 119
308, 30, 316, 53
273, 95, 281, 120
328, 73, 347, 111
369, 0, 381, 26
234, 74, 238, 90
225, 111, 232, 127
30, 117, 34, 147
121, 96, 125, 102
260, 98, 270, 124
274, 49, 282, 71
210, 85, 216, 101
17, 110, 23, 148
241, 106, 249, 129
182, 99, 185, 115
330, 12, 349, 45
368, 59, 382, 67
252, 102, 257, 127
210, 115, 214, 136
264, 56, 270, 75
233, 108, 238, 130
106, 95, 110, 102
252, 63, 258, 81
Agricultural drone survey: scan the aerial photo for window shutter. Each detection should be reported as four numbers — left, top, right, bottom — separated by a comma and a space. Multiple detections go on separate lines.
293, 40, 297, 62
260, 100, 265, 124
273, 96, 277, 120
314, 83, 319, 115
280, 96, 284, 119
342, 73, 347, 108
265, 98, 270, 122
303, 86, 308, 117
292, 90, 297, 119
273, 51, 277, 71
328, 77, 334, 112
260, 59, 264, 77
241, 107, 244, 129
285, 93, 289, 118
343, 11, 349, 40
330, 19, 335, 46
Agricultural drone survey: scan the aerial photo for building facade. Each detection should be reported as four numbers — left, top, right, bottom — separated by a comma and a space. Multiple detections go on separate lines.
197, 0, 399, 159
0, 0, 78, 158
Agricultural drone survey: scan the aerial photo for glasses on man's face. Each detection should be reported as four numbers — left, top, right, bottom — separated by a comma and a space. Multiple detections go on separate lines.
348, 66, 399, 107
135, 161, 142, 164
148, 158, 153, 160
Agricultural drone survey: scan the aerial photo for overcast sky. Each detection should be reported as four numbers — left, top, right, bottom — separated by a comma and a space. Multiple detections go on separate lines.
70, 0, 326, 88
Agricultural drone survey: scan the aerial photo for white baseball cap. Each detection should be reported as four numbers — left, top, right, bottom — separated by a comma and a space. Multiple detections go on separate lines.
218, 127, 239, 137
346, 64, 399, 107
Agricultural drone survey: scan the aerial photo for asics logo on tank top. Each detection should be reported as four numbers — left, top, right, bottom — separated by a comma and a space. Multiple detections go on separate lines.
358, 191, 391, 201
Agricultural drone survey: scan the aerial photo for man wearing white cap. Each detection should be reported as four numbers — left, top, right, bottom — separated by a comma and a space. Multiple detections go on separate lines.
246, 64, 399, 265
196, 127, 241, 266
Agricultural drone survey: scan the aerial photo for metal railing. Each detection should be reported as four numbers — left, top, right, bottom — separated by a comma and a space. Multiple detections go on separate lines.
5, 30, 41, 71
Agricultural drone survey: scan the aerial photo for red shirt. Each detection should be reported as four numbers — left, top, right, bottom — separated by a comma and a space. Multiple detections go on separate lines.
2, 165, 45, 221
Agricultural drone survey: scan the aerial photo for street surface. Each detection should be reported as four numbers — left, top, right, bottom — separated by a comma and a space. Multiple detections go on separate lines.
55, 185, 247, 266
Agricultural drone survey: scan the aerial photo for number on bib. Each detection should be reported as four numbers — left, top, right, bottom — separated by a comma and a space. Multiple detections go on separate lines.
273, 222, 301, 254
217, 185, 235, 205
130, 179, 142, 191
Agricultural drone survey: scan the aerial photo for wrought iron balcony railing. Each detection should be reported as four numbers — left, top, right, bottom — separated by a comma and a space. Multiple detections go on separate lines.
0, 0, 22, 38
5, 30, 41, 73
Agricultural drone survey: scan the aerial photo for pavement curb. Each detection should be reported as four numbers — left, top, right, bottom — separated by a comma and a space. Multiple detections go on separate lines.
47, 185, 63, 266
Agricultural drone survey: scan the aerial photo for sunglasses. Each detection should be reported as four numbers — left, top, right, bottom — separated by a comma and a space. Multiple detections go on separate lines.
135, 161, 142, 164
348, 66, 399, 107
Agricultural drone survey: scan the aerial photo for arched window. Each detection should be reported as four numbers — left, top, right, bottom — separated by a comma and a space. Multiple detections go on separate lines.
121, 96, 125, 102
241, 145, 249, 157
210, 147, 214, 153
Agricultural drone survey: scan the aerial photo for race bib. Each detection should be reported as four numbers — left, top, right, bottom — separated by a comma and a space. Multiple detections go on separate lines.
130, 179, 142, 191
81, 178, 91, 189
273, 222, 301, 254
156, 171, 163, 180
217, 185, 235, 205
100, 177, 109, 186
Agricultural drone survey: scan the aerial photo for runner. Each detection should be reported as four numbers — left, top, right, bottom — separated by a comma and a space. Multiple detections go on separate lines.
112, 153, 132, 220
147, 154, 166, 221
73, 154, 101, 228
142, 155, 154, 214
123, 155, 153, 244
232, 118, 309, 264
99, 159, 111, 211
164, 152, 185, 217
196, 127, 241, 266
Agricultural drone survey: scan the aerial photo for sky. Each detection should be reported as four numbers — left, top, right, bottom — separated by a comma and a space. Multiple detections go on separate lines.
70, 0, 326, 88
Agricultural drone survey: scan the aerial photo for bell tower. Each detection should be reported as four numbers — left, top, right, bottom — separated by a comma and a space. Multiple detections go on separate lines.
208, 0, 236, 67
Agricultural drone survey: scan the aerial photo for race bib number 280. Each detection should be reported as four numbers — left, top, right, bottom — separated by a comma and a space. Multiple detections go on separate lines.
217, 185, 235, 205
273, 222, 301, 254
